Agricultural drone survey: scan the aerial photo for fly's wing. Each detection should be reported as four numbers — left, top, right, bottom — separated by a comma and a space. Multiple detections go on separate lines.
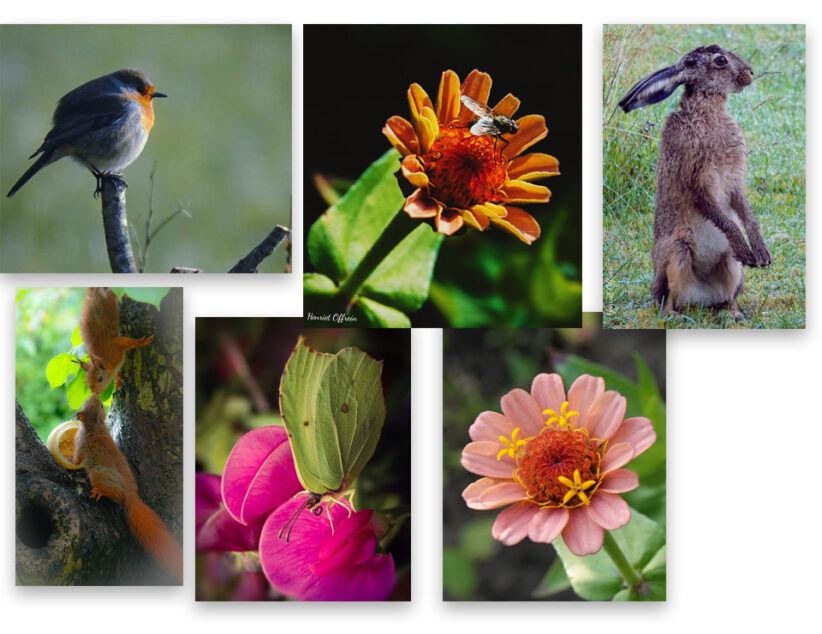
279, 337, 340, 494
315, 347, 385, 488
468, 119, 501, 137
460, 94, 493, 118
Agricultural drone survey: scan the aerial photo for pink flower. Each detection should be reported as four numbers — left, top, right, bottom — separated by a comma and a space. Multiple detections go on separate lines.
214, 425, 395, 601
461, 373, 656, 556
259, 497, 395, 601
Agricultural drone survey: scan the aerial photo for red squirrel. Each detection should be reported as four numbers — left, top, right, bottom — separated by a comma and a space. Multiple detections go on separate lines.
77, 287, 153, 393
74, 394, 182, 583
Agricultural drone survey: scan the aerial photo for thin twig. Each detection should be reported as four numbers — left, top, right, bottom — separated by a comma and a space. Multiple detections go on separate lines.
228, 225, 290, 273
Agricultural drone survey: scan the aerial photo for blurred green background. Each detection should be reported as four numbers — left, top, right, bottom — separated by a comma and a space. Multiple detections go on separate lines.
1, 25, 291, 273
443, 316, 666, 600
602, 25, 805, 328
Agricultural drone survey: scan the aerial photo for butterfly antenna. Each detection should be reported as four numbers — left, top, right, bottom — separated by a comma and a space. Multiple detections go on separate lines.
278, 498, 310, 542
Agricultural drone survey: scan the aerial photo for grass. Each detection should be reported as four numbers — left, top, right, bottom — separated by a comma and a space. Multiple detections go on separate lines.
602, 25, 806, 329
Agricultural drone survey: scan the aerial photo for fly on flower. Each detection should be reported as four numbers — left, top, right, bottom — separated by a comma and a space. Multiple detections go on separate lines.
460, 94, 519, 157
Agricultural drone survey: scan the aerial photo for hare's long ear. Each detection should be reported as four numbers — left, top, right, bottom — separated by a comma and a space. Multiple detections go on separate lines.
618, 65, 684, 113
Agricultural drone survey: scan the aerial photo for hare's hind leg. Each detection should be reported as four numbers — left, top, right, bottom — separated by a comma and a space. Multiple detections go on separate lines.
653, 234, 704, 313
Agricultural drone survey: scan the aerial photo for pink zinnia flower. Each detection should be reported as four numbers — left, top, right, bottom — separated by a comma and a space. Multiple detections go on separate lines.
461, 373, 656, 556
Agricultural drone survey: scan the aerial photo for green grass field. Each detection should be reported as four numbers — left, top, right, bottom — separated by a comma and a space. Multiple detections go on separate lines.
602, 25, 806, 329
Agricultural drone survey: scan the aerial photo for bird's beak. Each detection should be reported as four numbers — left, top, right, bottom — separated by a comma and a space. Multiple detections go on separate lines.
152, 91, 168, 99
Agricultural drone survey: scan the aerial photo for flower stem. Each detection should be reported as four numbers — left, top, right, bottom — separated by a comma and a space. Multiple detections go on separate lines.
333, 209, 417, 309
602, 531, 642, 590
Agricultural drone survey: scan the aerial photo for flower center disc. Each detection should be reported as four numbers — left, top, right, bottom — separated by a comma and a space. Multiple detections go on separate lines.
422, 126, 507, 209
515, 428, 601, 507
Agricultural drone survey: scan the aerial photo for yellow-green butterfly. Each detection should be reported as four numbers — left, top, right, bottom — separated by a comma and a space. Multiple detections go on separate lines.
277, 337, 385, 539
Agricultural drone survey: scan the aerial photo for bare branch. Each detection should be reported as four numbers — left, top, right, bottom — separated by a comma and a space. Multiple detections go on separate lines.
100, 176, 137, 273
228, 225, 290, 273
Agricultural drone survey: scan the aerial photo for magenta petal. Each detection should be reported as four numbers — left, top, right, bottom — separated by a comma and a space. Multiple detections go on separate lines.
500, 388, 544, 437
527, 507, 569, 544
491, 501, 539, 545
562, 508, 605, 556
530, 373, 566, 413
259, 497, 394, 601
196, 473, 223, 533
221, 426, 303, 525
599, 468, 639, 493
312, 524, 376, 576
587, 492, 631, 530
197, 507, 265, 552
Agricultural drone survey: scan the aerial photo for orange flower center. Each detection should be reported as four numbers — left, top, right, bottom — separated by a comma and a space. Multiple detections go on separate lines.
421, 125, 507, 209
514, 427, 603, 508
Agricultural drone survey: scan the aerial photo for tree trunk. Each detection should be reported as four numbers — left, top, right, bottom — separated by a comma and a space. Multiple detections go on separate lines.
15, 287, 183, 585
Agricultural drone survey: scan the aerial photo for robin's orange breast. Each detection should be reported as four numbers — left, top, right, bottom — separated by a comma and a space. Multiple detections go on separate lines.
125, 93, 156, 133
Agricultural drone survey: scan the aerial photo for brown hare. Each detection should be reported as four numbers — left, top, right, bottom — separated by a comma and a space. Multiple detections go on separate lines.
618, 45, 772, 318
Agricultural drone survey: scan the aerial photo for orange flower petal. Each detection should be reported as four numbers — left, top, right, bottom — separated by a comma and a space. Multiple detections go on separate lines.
507, 153, 560, 181
407, 83, 434, 125
464, 206, 491, 231
501, 180, 553, 204
436, 208, 464, 235
493, 93, 520, 118
382, 116, 419, 156
403, 188, 439, 219
416, 107, 439, 154
473, 202, 508, 218
458, 69, 492, 124
436, 70, 461, 125
503, 115, 548, 159
400, 155, 429, 188
488, 206, 541, 245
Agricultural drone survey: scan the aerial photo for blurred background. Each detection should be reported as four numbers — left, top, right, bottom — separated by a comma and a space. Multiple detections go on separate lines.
1, 25, 291, 273
195, 319, 411, 600
443, 315, 666, 600
304, 25, 582, 327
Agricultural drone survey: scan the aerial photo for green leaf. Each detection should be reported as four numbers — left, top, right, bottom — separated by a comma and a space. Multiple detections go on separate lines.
70, 326, 83, 348
307, 149, 443, 314
443, 548, 477, 599
279, 338, 386, 495
532, 557, 573, 599
552, 507, 666, 601
46, 353, 74, 389
66, 372, 90, 410
351, 297, 411, 328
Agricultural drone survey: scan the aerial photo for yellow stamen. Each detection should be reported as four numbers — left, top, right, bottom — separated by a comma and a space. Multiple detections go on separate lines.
542, 401, 580, 430
557, 469, 596, 506
496, 427, 531, 460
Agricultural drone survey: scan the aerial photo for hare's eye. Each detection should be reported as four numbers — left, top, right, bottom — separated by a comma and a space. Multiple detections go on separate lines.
715, 56, 728, 66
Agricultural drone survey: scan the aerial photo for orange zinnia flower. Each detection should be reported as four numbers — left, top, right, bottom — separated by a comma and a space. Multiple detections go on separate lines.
383, 69, 559, 244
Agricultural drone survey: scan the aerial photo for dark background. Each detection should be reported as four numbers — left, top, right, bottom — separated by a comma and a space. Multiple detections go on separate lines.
304, 25, 583, 326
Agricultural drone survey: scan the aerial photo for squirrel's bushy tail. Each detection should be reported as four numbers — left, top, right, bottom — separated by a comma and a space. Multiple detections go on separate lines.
124, 492, 183, 583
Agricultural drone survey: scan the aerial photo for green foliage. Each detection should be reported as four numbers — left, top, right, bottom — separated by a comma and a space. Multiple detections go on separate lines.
553, 509, 666, 601
442, 517, 497, 599
603, 24, 806, 328
305, 149, 444, 327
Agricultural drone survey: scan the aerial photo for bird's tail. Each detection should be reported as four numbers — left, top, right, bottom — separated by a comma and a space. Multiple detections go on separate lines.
7, 152, 52, 197
124, 491, 183, 583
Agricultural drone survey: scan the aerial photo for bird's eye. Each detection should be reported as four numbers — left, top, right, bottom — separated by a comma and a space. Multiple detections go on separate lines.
715, 55, 727, 66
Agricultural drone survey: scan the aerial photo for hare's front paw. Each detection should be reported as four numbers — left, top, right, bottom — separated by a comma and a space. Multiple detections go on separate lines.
733, 246, 757, 267
751, 240, 772, 267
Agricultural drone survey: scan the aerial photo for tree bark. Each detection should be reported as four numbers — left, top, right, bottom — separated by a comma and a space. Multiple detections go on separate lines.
15, 288, 183, 585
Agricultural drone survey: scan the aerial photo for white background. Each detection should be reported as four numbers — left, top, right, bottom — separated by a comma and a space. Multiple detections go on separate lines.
1, 1, 819, 632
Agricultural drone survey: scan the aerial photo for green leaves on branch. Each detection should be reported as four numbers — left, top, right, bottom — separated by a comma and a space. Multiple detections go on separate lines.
305, 149, 443, 327
552, 508, 666, 601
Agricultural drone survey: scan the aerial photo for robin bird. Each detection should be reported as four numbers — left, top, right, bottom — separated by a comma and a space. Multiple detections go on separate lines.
6, 69, 167, 198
